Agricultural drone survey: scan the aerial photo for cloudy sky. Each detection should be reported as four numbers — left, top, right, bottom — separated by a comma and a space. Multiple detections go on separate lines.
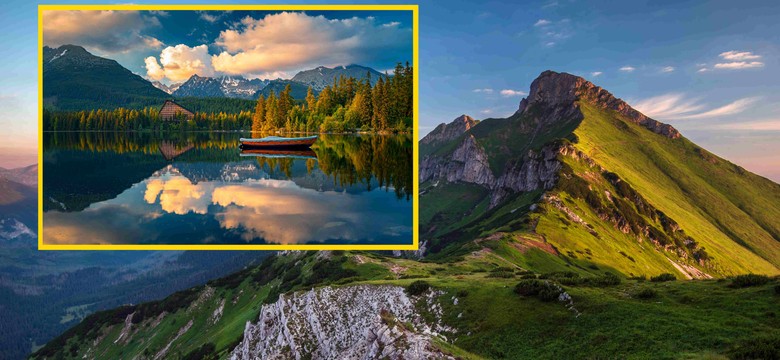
42, 10, 412, 84
2, 0, 780, 181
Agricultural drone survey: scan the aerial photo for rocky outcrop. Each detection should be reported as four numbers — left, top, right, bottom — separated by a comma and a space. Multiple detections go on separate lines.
421, 134, 564, 208
230, 285, 455, 360
517, 71, 680, 139
421, 134, 494, 185
420, 114, 478, 146
490, 145, 563, 206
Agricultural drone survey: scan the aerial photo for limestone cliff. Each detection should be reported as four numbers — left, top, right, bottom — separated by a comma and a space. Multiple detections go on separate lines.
230, 285, 455, 360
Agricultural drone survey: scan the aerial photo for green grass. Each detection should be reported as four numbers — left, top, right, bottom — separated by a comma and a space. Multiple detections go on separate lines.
571, 102, 780, 275
32, 250, 780, 360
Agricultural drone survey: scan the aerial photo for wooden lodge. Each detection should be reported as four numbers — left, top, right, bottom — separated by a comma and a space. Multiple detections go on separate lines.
159, 100, 195, 121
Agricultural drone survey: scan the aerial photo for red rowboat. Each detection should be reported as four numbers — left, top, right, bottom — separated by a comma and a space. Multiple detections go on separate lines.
239, 135, 318, 149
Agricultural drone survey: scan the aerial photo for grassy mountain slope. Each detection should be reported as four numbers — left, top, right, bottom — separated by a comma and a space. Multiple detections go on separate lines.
421, 71, 780, 278
546, 102, 780, 276
32, 251, 780, 359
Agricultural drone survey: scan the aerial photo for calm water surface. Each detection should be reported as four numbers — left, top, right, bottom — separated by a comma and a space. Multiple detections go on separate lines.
43, 132, 412, 245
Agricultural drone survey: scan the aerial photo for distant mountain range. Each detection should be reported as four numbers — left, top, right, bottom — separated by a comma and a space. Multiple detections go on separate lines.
255, 79, 316, 100
43, 45, 385, 109
163, 75, 269, 99
150, 81, 182, 95
291, 64, 387, 91
0, 162, 270, 360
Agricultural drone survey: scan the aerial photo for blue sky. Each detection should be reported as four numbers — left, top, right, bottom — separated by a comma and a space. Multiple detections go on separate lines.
1, 0, 779, 181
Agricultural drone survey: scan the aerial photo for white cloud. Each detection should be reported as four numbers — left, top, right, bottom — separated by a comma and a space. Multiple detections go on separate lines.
632, 93, 759, 120
534, 19, 551, 27
145, 44, 215, 83
632, 93, 705, 119
545, 41, 556, 47
42, 10, 163, 54
590, 71, 603, 77
661, 66, 675, 73
199, 12, 219, 23
383, 21, 401, 27
703, 51, 765, 70
619, 66, 636, 72
713, 61, 764, 69
211, 12, 411, 75
480, 109, 493, 114
473, 88, 494, 94
719, 50, 761, 61
676, 97, 760, 119
149, 10, 170, 17
500, 89, 527, 97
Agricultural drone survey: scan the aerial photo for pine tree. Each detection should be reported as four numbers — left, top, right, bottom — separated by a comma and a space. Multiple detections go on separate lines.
305, 86, 316, 112
264, 92, 278, 132
252, 95, 266, 134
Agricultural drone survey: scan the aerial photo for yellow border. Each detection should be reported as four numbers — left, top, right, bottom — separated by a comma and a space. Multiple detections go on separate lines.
38, 4, 419, 251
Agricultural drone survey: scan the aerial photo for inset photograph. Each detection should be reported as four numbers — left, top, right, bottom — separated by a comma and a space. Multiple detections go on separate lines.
40, 6, 416, 249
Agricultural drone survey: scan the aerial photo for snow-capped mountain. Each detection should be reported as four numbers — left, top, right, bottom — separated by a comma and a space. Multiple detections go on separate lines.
172, 74, 269, 99
151, 81, 183, 95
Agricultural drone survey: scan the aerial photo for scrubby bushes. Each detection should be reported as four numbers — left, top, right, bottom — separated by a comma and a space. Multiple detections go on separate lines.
514, 279, 563, 302
406, 280, 431, 296
536, 271, 621, 287
487, 267, 516, 278
634, 288, 658, 300
650, 273, 676, 282
729, 274, 770, 288
728, 335, 780, 359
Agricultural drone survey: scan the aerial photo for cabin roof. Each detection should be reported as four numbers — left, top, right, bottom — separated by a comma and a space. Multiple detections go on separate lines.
158, 99, 194, 116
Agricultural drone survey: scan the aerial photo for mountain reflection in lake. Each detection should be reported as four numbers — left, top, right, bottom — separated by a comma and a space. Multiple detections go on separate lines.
42, 132, 412, 245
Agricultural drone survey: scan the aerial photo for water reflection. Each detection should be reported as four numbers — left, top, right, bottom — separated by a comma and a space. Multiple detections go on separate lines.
42, 132, 412, 245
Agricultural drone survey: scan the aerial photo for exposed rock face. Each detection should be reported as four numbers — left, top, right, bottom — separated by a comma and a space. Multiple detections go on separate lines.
230, 285, 454, 360
421, 134, 494, 185
517, 71, 680, 139
420, 115, 478, 146
490, 145, 563, 206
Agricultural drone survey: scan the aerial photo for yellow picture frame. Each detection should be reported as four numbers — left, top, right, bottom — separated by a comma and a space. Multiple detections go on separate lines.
37, 4, 419, 251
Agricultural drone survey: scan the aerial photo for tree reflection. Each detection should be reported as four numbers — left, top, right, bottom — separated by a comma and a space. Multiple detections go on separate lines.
44, 131, 412, 199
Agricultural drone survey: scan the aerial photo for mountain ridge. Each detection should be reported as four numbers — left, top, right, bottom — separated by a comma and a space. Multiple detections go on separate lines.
291, 64, 387, 91
421, 70, 780, 277
43, 45, 168, 110
171, 74, 269, 99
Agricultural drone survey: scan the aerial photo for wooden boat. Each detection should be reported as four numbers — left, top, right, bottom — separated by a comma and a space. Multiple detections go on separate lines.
239, 135, 318, 149
239, 148, 317, 160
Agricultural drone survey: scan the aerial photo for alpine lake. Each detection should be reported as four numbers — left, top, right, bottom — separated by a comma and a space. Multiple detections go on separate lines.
42, 131, 413, 246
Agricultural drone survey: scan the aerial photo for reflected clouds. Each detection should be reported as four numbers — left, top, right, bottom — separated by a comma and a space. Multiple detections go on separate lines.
47, 164, 410, 245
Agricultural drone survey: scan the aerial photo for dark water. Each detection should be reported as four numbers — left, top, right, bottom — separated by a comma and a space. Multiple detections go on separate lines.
42, 132, 413, 245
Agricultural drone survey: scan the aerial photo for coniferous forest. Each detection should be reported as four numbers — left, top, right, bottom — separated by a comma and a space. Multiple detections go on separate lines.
43, 62, 413, 134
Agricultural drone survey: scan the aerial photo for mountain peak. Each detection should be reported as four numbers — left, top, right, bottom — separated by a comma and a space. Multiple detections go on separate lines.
421, 114, 478, 145
517, 70, 680, 139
